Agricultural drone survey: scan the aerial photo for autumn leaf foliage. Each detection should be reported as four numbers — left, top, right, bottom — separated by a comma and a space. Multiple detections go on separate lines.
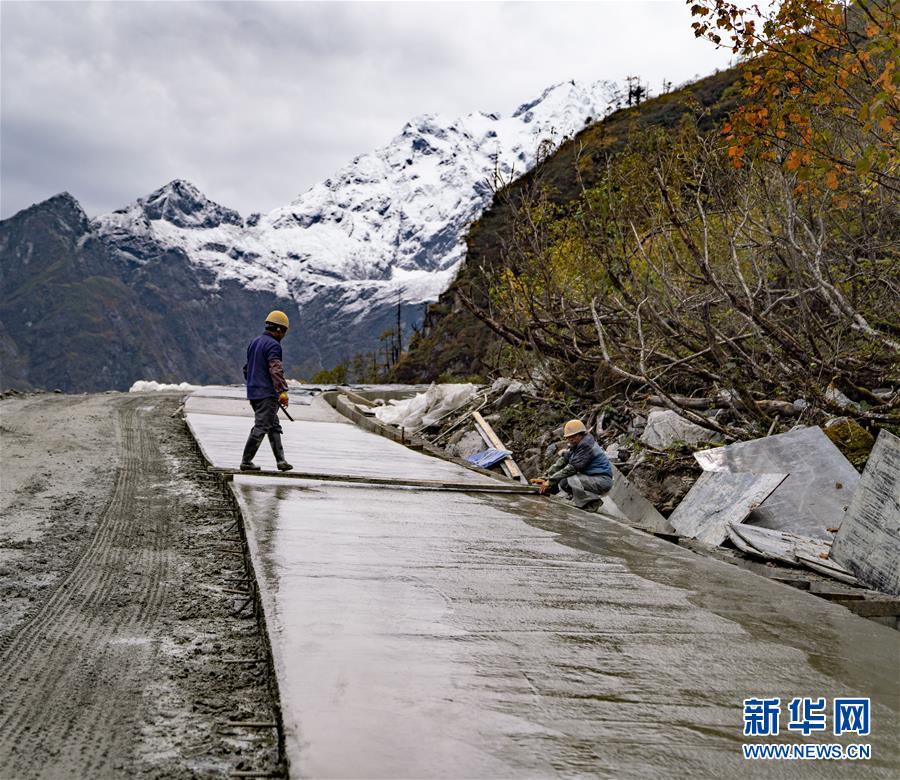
690, 0, 899, 196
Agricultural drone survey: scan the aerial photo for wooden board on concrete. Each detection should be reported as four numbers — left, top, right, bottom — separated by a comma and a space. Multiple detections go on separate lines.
668, 471, 786, 546
218, 468, 538, 494
830, 430, 900, 595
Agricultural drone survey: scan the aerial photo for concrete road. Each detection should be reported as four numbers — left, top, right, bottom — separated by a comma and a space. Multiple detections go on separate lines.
191, 395, 900, 778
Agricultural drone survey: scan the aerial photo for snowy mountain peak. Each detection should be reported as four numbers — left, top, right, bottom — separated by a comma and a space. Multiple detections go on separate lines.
137, 179, 243, 229
46, 191, 89, 220
94, 78, 616, 354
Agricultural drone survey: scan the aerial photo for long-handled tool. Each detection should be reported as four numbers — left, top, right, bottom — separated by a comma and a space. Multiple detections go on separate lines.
279, 404, 294, 422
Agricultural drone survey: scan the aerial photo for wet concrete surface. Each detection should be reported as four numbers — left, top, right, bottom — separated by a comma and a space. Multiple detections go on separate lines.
185, 392, 899, 778
184, 394, 316, 418
232, 477, 899, 778
185, 397, 495, 484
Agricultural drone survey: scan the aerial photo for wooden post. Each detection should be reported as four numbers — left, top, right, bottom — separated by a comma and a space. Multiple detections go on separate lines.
470, 411, 527, 484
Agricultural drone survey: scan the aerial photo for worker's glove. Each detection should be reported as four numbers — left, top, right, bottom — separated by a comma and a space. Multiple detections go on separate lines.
279, 391, 289, 408
530, 477, 551, 495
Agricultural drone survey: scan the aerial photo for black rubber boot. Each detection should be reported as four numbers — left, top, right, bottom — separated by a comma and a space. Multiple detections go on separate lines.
268, 431, 293, 472
240, 434, 263, 471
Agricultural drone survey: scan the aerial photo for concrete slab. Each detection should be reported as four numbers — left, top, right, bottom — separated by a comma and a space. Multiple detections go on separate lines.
234, 477, 899, 779
831, 430, 900, 595
601, 466, 673, 534
184, 394, 318, 421
185, 411, 496, 485
694, 427, 859, 540
669, 472, 787, 546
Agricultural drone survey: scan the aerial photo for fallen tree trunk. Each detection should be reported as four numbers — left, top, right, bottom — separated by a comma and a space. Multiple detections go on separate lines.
645, 394, 797, 415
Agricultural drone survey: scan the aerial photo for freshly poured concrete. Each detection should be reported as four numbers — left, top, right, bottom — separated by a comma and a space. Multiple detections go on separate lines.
182, 390, 898, 777
184, 395, 315, 418
185, 397, 495, 484
234, 477, 899, 779
189, 384, 337, 399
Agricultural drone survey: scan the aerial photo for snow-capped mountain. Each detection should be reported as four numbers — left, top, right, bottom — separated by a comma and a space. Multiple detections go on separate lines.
94, 80, 615, 337
0, 80, 616, 390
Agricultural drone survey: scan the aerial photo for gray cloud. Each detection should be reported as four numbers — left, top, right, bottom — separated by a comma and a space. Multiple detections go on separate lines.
1, 1, 733, 219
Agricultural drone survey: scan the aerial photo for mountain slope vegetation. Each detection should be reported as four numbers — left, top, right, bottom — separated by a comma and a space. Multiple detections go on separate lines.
396, 0, 899, 439
395, 67, 745, 382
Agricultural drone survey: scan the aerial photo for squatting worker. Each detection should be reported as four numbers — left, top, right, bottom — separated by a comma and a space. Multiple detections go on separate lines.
240, 310, 293, 472
541, 420, 612, 512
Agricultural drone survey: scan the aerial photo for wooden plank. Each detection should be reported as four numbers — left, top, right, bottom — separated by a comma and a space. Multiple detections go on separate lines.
808, 582, 865, 600
726, 523, 835, 568
210, 466, 538, 494
471, 410, 527, 484
842, 599, 900, 618
795, 551, 859, 586
726, 523, 807, 565
340, 388, 377, 407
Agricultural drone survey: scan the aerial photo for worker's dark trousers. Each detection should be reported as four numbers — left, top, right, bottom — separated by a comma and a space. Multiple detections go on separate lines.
242, 396, 284, 463
557, 473, 613, 508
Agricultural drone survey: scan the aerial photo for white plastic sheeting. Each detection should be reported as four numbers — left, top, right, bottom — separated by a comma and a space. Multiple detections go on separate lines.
374, 383, 478, 430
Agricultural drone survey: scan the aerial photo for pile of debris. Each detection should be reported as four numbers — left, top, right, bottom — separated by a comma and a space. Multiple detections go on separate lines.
372, 381, 530, 483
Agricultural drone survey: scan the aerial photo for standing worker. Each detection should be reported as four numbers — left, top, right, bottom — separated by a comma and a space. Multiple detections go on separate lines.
540, 420, 612, 512
240, 310, 293, 472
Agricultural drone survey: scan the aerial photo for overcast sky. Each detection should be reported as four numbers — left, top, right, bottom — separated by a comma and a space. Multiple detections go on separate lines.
1, 1, 733, 220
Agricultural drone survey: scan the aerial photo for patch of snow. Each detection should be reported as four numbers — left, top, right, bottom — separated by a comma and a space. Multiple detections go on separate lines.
129, 380, 201, 393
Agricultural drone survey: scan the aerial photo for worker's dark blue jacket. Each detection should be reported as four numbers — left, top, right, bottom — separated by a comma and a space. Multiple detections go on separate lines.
561, 433, 613, 477
244, 333, 287, 400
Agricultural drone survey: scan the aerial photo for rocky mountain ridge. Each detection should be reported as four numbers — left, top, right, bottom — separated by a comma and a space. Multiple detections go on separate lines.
2, 80, 616, 390
94, 79, 615, 306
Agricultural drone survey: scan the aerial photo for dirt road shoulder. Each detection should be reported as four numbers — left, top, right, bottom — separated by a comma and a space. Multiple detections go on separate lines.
0, 392, 282, 779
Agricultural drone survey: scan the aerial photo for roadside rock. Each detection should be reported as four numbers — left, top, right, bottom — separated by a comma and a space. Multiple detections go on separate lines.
447, 429, 484, 459
492, 380, 535, 410
640, 409, 723, 450
824, 416, 875, 469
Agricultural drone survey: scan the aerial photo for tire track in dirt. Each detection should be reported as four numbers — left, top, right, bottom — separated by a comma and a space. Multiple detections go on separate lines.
0, 395, 173, 778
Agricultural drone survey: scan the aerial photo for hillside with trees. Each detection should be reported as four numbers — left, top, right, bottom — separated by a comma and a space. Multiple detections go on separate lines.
395, 0, 899, 439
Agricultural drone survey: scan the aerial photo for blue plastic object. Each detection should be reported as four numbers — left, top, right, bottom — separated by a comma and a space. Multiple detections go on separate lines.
466, 448, 512, 469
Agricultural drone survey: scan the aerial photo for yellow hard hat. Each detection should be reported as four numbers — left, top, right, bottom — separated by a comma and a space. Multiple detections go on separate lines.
563, 419, 587, 437
265, 310, 290, 330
